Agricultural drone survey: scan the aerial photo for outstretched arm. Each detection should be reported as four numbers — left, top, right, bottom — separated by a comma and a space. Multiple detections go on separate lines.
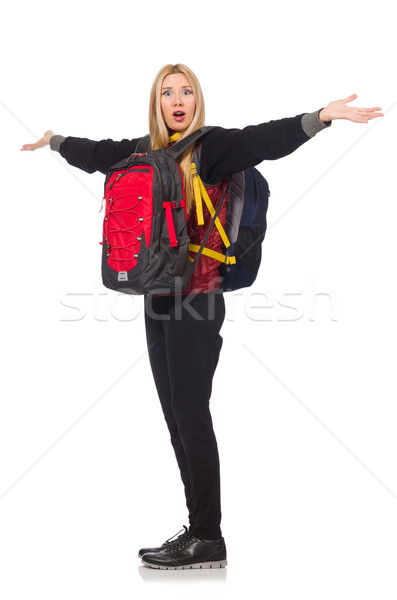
21, 131, 141, 174
200, 94, 383, 184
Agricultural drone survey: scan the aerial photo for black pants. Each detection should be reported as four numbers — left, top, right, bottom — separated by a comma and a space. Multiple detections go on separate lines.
144, 290, 226, 540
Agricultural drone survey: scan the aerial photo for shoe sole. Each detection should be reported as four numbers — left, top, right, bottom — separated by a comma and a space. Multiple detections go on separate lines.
141, 559, 227, 570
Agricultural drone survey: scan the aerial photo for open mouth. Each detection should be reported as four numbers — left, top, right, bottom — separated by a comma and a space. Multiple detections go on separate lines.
173, 111, 185, 121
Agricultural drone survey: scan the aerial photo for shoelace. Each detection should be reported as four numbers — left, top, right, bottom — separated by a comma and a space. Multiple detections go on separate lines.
161, 525, 192, 551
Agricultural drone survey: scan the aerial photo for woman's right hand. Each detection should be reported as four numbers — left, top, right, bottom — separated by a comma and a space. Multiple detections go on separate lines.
20, 130, 55, 151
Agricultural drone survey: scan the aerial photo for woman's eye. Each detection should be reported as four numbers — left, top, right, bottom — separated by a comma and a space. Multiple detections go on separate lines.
162, 89, 192, 97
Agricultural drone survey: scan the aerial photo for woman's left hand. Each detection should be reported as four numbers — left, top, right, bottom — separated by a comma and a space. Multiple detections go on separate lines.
319, 94, 383, 123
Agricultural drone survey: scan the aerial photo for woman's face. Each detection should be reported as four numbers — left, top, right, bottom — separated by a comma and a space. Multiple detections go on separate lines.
160, 73, 196, 132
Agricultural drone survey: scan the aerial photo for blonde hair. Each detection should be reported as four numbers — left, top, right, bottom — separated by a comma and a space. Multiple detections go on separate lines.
149, 64, 205, 215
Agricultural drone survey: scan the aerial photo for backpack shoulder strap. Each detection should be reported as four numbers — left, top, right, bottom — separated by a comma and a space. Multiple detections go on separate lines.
166, 126, 215, 159
135, 126, 214, 157
135, 135, 151, 153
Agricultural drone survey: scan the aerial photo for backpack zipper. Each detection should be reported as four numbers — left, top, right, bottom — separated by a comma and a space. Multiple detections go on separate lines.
108, 168, 151, 190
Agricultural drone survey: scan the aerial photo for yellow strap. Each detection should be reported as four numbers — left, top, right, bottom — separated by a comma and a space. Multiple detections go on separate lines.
177, 148, 232, 252
169, 132, 181, 143
188, 243, 236, 265
197, 178, 231, 248
191, 163, 204, 225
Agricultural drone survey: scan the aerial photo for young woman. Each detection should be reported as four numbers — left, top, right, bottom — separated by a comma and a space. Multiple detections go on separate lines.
21, 64, 383, 570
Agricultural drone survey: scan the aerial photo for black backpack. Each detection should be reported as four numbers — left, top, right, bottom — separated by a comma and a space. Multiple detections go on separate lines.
135, 132, 270, 293
101, 126, 231, 295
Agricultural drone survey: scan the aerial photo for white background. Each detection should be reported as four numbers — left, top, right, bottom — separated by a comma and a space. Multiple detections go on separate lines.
0, 0, 396, 598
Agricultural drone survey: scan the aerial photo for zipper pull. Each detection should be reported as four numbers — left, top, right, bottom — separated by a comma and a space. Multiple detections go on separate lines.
108, 173, 122, 192
99, 196, 105, 213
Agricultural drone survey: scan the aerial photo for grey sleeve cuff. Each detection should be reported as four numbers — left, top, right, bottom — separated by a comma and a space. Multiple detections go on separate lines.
49, 134, 66, 152
301, 109, 332, 138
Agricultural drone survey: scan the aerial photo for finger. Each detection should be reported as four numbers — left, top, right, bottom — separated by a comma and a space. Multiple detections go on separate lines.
356, 109, 384, 118
352, 114, 382, 123
357, 107, 383, 113
342, 93, 358, 104
21, 143, 39, 151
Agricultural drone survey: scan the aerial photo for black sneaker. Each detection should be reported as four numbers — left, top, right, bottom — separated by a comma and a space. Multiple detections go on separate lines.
138, 525, 190, 559
141, 531, 227, 570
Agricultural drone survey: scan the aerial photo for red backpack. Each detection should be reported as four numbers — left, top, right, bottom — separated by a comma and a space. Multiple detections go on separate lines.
101, 127, 231, 295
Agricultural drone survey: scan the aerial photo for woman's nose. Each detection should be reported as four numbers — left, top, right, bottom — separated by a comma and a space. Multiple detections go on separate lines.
173, 93, 183, 106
